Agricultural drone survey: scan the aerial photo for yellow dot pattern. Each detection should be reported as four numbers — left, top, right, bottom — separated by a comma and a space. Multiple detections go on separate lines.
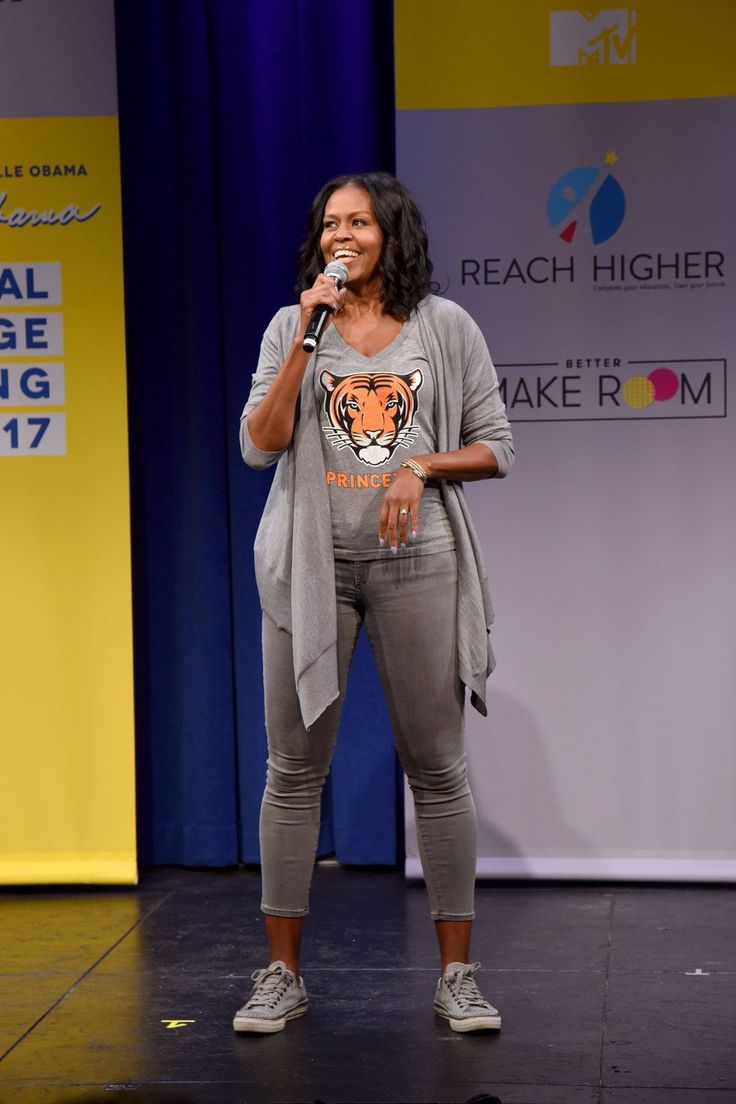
622, 376, 655, 409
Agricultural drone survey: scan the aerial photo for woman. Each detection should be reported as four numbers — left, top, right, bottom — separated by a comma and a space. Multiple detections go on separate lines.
235, 172, 514, 1035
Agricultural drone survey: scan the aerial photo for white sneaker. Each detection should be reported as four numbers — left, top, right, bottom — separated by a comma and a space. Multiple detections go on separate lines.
233, 960, 308, 1033
434, 961, 502, 1032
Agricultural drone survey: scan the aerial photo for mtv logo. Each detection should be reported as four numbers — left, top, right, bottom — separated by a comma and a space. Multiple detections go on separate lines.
549, 9, 637, 66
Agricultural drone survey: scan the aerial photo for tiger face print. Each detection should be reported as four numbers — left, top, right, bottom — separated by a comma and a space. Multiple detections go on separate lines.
320, 369, 424, 466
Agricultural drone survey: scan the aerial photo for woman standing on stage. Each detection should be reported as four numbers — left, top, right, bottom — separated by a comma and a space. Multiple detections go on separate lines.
235, 172, 514, 1034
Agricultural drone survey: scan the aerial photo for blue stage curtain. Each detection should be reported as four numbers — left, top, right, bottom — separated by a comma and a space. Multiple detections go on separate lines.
115, 0, 400, 866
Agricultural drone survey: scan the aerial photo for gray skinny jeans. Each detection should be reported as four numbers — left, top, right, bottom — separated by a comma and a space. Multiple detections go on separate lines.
259, 550, 477, 921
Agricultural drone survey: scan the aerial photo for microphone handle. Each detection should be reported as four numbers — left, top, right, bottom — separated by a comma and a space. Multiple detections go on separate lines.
302, 305, 332, 353
302, 274, 341, 353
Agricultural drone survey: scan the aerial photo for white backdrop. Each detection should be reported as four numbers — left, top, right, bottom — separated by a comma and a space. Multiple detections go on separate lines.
400, 22, 736, 882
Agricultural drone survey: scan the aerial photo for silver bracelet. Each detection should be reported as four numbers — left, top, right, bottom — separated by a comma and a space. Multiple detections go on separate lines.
401, 457, 428, 484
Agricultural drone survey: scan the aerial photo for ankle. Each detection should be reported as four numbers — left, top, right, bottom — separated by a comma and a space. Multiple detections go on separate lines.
264, 915, 304, 978
268, 954, 300, 975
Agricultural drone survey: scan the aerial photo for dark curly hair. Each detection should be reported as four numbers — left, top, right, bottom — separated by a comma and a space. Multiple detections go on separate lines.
296, 172, 434, 320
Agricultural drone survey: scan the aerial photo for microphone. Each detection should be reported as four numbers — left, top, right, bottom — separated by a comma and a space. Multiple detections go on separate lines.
302, 260, 349, 352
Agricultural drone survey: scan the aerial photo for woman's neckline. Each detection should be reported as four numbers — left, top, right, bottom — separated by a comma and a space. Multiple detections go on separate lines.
326, 313, 412, 363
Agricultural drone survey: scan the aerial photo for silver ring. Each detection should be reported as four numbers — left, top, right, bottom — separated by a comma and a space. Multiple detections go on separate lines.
399, 508, 409, 515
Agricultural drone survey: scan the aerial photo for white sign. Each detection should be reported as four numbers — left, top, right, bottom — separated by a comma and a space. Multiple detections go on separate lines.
0, 263, 61, 306
0, 362, 65, 406
0, 412, 66, 455
0, 312, 63, 357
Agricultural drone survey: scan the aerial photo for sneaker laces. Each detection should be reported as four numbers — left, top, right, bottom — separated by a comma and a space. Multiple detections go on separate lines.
446, 962, 491, 1011
245, 963, 292, 1010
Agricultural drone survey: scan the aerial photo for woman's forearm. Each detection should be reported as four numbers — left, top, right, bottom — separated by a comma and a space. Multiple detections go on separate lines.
246, 339, 312, 452
413, 442, 499, 481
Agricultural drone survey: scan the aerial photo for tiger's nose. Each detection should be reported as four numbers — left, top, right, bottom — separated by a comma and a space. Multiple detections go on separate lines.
362, 416, 384, 436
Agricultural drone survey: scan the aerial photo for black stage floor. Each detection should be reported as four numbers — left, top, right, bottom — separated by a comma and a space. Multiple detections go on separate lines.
1, 866, 735, 1104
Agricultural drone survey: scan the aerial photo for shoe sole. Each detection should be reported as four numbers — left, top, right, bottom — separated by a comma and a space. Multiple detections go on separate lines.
434, 1004, 502, 1032
233, 1000, 308, 1034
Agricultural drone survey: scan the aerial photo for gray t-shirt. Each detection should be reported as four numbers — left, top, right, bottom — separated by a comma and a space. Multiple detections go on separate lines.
314, 316, 455, 559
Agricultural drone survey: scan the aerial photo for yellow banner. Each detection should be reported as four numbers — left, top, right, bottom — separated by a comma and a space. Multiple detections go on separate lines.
395, 0, 736, 109
0, 117, 136, 884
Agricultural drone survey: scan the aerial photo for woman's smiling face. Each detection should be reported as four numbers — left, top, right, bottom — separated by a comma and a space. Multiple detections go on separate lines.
320, 184, 384, 289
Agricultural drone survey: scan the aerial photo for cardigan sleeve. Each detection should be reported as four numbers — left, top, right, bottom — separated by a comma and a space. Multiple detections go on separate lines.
459, 313, 515, 478
239, 306, 300, 470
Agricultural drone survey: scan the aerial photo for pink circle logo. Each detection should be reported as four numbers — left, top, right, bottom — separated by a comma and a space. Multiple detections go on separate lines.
622, 367, 679, 409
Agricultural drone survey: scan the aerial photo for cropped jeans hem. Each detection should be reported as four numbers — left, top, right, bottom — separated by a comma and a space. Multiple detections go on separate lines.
432, 910, 476, 922
261, 904, 310, 918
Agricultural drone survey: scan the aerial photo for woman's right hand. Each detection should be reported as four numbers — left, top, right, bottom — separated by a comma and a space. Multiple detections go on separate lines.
246, 274, 347, 452
298, 272, 346, 336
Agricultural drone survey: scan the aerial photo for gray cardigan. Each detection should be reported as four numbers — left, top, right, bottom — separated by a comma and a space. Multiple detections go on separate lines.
240, 295, 514, 729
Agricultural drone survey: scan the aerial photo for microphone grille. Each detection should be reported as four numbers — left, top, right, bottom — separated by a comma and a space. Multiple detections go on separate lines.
324, 260, 349, 288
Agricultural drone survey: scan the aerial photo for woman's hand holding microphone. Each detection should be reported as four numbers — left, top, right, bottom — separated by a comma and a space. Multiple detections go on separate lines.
299, 269, 347, 350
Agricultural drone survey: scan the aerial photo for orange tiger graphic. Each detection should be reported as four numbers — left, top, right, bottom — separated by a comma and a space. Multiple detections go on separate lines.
320, 369, 424, 467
